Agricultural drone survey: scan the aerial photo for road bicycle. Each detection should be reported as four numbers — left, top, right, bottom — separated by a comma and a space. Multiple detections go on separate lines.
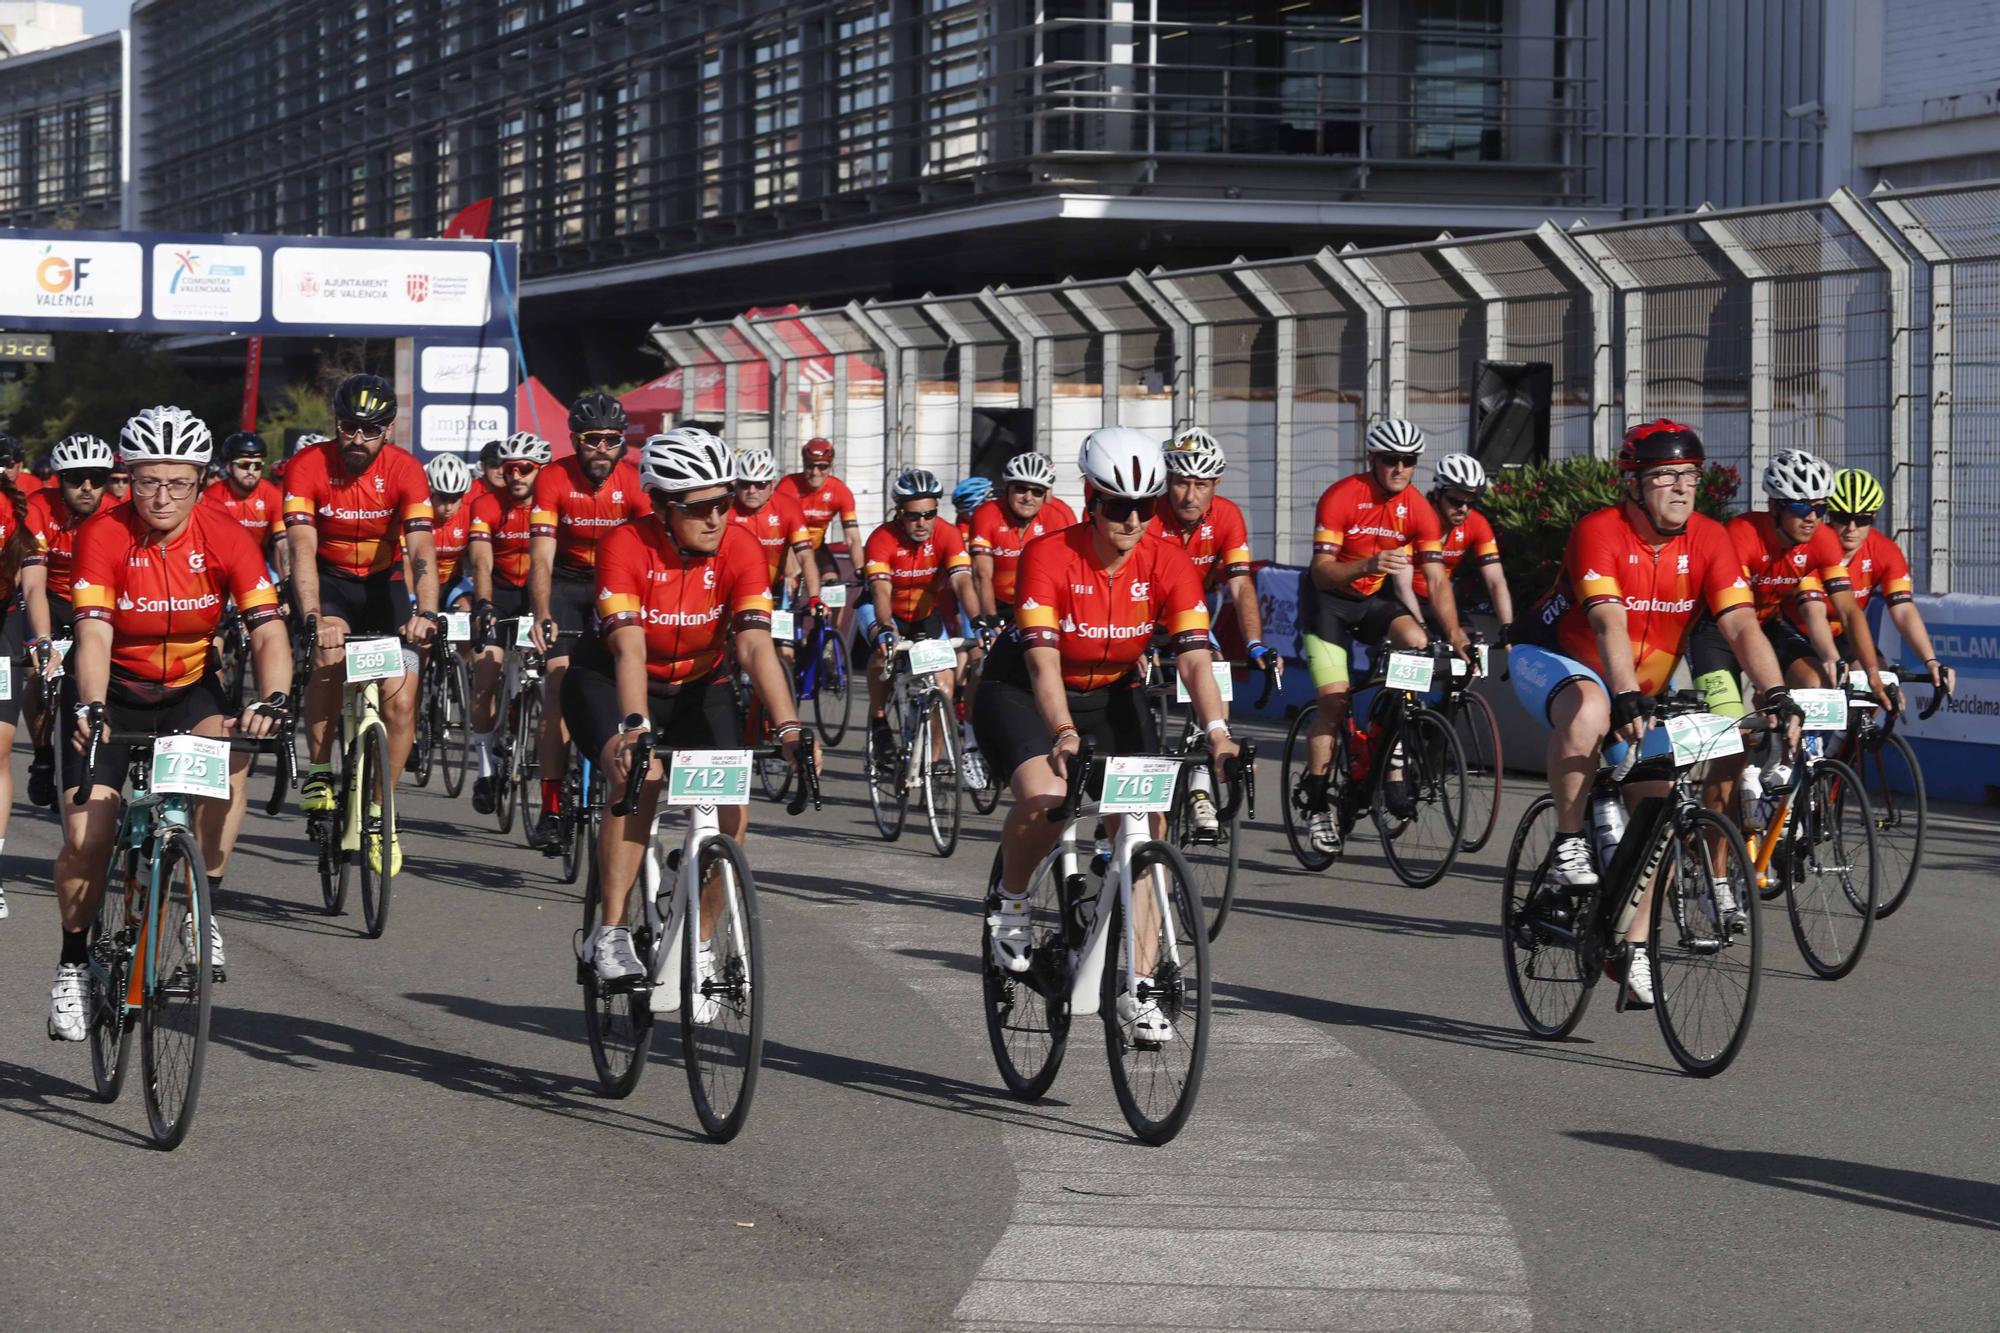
980, 741, 1248, 1143
1439, 638, 1504, 853
1831, 667, 1947, 919
576, 730, 820, 1141
77, 710, 283, 1148
958, 636, 1002, 817
1149, 658, 1275, 943
792, 588, 853, 748
409, 624, 473, 800
1501, 694, 1769, 1076
1280, 640, 1469, 887
483, 615, 544, 838
864, 636, 965, 856
546, 744, 599, 885
214, 606, 250, 711
306, 621, 406, 938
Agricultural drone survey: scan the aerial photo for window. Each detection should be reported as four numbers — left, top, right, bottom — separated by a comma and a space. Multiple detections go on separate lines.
749, 24, 801, 208
1410, 0, 1503, 161
836, 2, 894, 191
0, 121, 21, 213
926, 3, 987, 174
699, 45, 725, 218
547, 92, 588, 242
35, 108, 68, 208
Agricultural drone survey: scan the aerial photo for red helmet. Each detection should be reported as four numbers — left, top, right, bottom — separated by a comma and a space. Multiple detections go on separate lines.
803, 436, 835, 464
1618, 419, 1705, 473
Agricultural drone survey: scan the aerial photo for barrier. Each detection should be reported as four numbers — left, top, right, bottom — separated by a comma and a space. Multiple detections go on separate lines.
1876, 594, 2000, 803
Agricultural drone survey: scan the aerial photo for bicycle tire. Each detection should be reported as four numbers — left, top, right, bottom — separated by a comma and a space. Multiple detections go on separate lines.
580, 846, 653, 1098
1500, 796, 1596, 1039
560, 755, 586, 886
1374, 707, 1467, 888
1168, 764, 1241, 944
1279, 703, 1338, 872
1857, 729, 1925, 919
1783, 757, 1877, 980
357, 722, 395, 940
1101, 839, 1211, 1145
1453, 689, 1505, 853
1651, 806, 1761, 1077
516, 688, 543, 849
410, 658, 436, 789
865, 693, 908, 841
923, 694, 961, 857
141, 826, 213, 1150
89, 848, 137, 1103
968, 748, 1003, 815
682, 834, 765, 1142
813, 632, 851, 747
980, 846, 1072, 1098
440, 654, 472, 799
494, 660, 521, 834
319, 837, 346, 916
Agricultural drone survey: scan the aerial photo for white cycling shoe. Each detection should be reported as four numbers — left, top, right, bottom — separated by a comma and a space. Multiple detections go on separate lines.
591, 925, 646, 984
1307, 809, 1341, 855
988, 895, 1033, 973
1620, 947, 1656, 1009
185, 915, 226, 982
48, 963, 88, 1042
1188, 790, 1221, 840
1712, 877, 1748, 935
1116, 986, 1173, 1048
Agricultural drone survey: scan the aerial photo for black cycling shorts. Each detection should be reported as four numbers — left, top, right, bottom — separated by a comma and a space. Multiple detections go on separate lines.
973, 635, 1156, 787
61, 672, 228, 795
543, 569, 597, 663
1302, 586, 1418, 650
0, 603, 23, 729
560, 648, 742, 771
318, 566, 412, 637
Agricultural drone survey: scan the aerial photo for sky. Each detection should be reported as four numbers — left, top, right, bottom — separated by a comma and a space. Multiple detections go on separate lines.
77, 0, 132, 33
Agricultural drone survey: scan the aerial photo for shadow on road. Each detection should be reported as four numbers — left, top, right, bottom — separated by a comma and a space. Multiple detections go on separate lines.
1224, 891, 1504, 942
0, 1059, 152, 1147
1569, 1131, 2000, 1231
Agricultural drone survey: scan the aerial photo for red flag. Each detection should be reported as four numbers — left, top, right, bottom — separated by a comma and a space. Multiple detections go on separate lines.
241, 337, 264, 433
442, 197, 494, 240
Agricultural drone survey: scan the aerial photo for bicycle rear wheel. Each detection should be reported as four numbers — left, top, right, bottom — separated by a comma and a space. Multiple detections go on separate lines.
410, 667, 435, 790
981, 846, 1072, 1098
1101, 840, 1211, 1145
141, 827, 213, 1150
813, 632, 851, 747
89, 850, 137, 1102
440, 654, 472, 799
1452, 690, 1504, 853
1651, 807, 1761, 1076
580, 847, 654, 1098
1783, 757, 1877, 980
515, 688, 543, 848
1375, 707, 1467, 888
1500, 796, 1595, 1039
682, 834, 765, 1142
1856, 729, 1924, 919
1169, 764, 1241, 944
922, 695, 961, 857
559, 755, 587, 886
357, 722, 395, 940
1279, 703, 1338, 872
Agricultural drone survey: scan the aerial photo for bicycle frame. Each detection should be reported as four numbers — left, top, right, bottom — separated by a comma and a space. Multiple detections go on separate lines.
1019, 798, 1184, 1019
631, 800, 749, 1014
884, 640, 963, 786
336, 677, 387, 856
104, 785, 203, 1017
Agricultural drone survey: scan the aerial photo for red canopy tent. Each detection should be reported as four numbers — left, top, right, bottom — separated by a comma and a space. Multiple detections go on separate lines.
515, 375, 572, 457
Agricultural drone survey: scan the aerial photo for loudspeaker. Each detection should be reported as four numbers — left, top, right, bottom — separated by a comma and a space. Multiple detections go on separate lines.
969, 407, 1036, 482
1468, 360, 1552, 471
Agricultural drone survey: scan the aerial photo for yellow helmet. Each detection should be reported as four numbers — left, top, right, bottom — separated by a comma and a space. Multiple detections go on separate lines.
1830, 468, 1884, 516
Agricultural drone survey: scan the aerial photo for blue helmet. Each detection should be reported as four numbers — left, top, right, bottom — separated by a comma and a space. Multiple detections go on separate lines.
951, 475, 994, 512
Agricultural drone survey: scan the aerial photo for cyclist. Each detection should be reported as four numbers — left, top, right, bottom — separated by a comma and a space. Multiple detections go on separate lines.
1414, 452, 1513, 641
860, 468, 977, 769
1, 434, 40, 500
951, 475, 993, 549
727, 445, 822, 612
525, 393, 652, 849
968, 451, 1076, 624
21, 433, 118, 810
106, 457, 131, 505
284, 374, 440, 872
47, 407, 289, 1040
972, 426, 1238, 1041
202, 430, 290, 581
477, 437, 507, 499
467, 430, 548, 815
1511, 420, 1799, 1006
421, 453, 477, 606
1295, 418, 1473, 856
565, 428, 805, 983
774, 435, 864, 601
1822, 468, 1953, 696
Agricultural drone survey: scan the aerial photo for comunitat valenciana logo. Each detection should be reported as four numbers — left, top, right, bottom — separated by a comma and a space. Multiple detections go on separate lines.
34, 245, 92, 307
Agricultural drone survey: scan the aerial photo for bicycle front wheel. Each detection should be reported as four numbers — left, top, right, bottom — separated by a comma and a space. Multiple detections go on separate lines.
1101, 840, 1211, 1145
580, 847, 654, 1098
1651, 807, 1761, 1076
1784, 758, 1877, 980
1453, 690, 1504, 853
559, 755, 586, 886
922, 695, 961, 857
813, 632, 851, 747
357, 722, 395, 940
410, 664, 436, 789
1857, 729, 1925, 919
515, 688, 543, 849
1501, 796, 1597, 1038
1374, 707, 1467, 888
1169, 764, 1241, 944
440, 653, 472, 799
981, 847, 1072, 1098
682, 834, 765, 1142
89, 849, 137, 1102
141, 827, 214, 1149
865, 694, 909, 841
1279, 703, 1338, 872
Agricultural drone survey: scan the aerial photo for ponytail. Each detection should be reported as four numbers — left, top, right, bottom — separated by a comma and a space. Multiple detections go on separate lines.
0, 477, 34, 593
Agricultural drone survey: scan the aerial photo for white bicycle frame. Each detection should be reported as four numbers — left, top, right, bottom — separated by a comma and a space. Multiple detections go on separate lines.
634, 797, 749, 1015
1024, 793, 1186, 1018
884, 638, 967, 788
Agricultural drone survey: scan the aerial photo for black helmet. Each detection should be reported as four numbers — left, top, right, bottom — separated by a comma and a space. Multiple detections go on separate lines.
0, 433, 21, 464
332, 373, 397, 429
222, 430, 267, 462
568, 391, 626, 434
478, 438, 504, 468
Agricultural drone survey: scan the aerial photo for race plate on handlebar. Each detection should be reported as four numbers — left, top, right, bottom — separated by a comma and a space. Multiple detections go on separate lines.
770, 609, 796, 642
1174, 661, 1234, 703
1384, 651, 1436, 693
1847, 667, 1899, 693
1792, 688, 1848, 731
1664, 712, 1743, 766
905, 638, 956, 676
1475, 642, 1491, 676
1100, 756, 1178, 814
445, 612, 472, 643
151, 735, 231, 799
819, 583, 847, 609
43, 637, 72, 679
666, 749, 751, 807
344, 637, 404, 682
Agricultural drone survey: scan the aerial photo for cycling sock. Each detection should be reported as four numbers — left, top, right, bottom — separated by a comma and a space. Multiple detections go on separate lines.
541, 779, 562, 816
474, 730, 497, 779
61, 928, 88, 965
308, 762, 332, 779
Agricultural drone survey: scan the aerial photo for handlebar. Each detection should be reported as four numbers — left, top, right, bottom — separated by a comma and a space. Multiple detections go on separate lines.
1919, 678, 1950, 721
783, 731, 821, 816
1044, 738, 1257, 825
608, 726, 822, 819
73, 702, 292, 806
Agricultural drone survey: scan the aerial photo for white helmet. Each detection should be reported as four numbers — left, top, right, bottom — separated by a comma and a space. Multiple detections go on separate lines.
1762, 448, 1834, 502
1432, 452, 1487, 493
1001, 451, 1057, 488
1078, 425, 1167, 500
496, 431, 552, 465
1163, 426, 1226, 479
425, 453, 473, 496
734, 447, 779, 484
639, 426, 733, 493
51, 433, 115, 473
120, 405, 213, 465
294, 432, 331, 452
1365, 417, 1426, 457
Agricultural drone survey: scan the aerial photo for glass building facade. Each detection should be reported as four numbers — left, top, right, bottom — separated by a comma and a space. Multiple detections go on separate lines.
0, 29, 121, 229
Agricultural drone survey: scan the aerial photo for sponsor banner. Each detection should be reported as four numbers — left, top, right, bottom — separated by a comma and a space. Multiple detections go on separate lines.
1876, 592, 2000, 747
0, 239, 143, 320
420, 344, 511, 396
272, 246, 492, 327
420, 402, 512, 454
151, 243, 263, 323
1256, 564, 1303, 660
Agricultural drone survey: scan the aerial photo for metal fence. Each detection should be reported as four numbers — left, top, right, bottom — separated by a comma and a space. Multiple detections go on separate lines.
649, 178, 2000, 596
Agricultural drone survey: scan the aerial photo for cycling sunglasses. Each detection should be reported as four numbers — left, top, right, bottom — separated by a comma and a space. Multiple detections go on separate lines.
63, 469, 111, 489
576, 430, 624, 450
899, 506, 940, 522
1093, 495, 1155, 524
1828, 511, 1875, 527
667, 494, 733, 521
502, 461, 541, 479
1008, 483, 1048, 498
1439, 489, 1480, 507
1780, 500, 1829, 519
336, 418, 388, 441
231, 458, 265, 470
1369, 453, 1419, 471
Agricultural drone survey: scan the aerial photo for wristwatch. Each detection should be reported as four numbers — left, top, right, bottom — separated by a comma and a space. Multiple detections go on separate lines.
617, 713, 648, 735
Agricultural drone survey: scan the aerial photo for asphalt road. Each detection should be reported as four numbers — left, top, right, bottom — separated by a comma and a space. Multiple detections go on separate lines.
1, 722, 1995, 1331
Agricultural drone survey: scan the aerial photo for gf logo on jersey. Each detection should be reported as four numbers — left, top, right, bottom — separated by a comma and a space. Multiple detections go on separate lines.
1793, 551, 1809, 567
702, 566, 717, 589
612, 490, 624, 503
1129, 581, 1151, 601
187, 550, 206, 573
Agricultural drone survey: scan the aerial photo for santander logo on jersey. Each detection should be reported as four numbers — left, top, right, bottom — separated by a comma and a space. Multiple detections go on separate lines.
644, 605, 721, 628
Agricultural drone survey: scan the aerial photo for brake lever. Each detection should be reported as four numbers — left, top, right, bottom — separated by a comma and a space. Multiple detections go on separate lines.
611, 732, 655, 817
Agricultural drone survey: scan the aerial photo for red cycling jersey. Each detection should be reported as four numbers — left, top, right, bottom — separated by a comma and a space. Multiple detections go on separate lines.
1147, 494, 1251, 593
1829, 528, 1914, 624
728, 491, 812, 586
72, 503, 282, 698
1412, 507, 1502, 600
774, 473, 858, 550
863, 519, 971, 622
22, 487, 108, 601
595, 520, 774, 685
529, 457, 650, 575
1527, 504, 1752, 696
1015, 526, 1211, 691
1727, 512, 1849, 624
201, 478, 284, 543
430, 501, 475, 588
968, 496, 1078, 608
1312, 474, 1445, 597
468, 489, 536, 589
282, 441, 433, 577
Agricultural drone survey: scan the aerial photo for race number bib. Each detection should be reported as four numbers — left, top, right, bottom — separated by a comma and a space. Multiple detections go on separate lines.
1384, 651, 1436, 693
445, 612, 472, 643
151, 735, 231, 799
1665, 712, 1744, 766
1174, 661, 1235, 704
1847, 667, 1899, 693
770, 609, 796, 643
344, 637, 404, 682
666, 749, 752, 807
905, 638, 956, 676
1099, 756, 1178, 814
44, 638, 72, 679
819, 583, 847, 609
1792, 689, 1847, 731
